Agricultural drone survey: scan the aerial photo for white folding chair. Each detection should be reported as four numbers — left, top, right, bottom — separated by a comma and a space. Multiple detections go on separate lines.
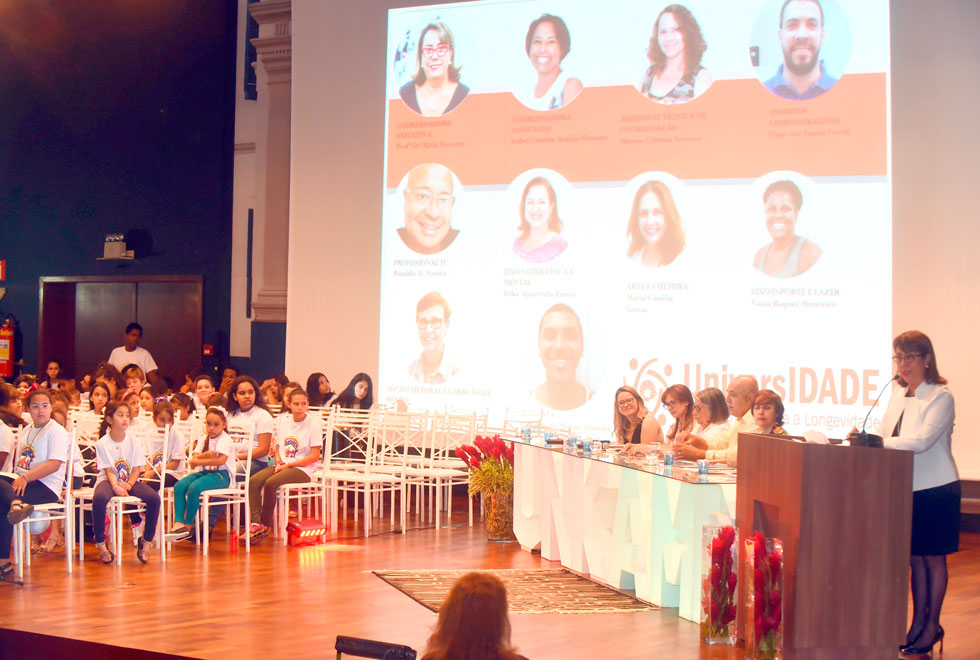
12, 434, 75, 578
322, 408, 404, 536
196, 438, 254, 555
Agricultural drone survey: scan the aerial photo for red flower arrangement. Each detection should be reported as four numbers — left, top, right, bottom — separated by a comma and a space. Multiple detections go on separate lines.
744, 531, 783, 659
700, 525, 737, 644
455, 435, 515, 541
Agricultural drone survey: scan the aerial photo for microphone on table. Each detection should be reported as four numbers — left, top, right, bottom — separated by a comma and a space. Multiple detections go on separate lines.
850, 374, 899, 448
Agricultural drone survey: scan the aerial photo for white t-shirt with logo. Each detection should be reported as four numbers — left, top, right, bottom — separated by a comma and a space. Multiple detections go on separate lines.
16, 420, 71, 496
227, 406, 274, 456
275, 414, 323, 477
193, 432, 235, 477
142, 426, 187, 478
95, 432, 147, 486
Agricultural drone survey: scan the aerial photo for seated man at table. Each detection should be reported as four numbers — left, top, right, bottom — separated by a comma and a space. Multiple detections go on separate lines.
673, 375, 759, 468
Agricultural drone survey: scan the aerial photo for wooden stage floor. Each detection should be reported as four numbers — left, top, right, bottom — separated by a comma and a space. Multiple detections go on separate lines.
0, 509, 977, 659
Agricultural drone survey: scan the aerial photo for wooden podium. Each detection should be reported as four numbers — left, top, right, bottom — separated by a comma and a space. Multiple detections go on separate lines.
736, 434, 913, 660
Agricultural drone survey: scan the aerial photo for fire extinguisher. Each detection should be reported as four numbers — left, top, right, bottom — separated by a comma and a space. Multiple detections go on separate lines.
0, 318, 13, 378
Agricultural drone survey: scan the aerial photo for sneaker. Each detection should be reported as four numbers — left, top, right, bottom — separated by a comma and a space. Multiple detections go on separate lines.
250, 526, 271, 544
165, 529, 191, 543
249, 522, 263, 534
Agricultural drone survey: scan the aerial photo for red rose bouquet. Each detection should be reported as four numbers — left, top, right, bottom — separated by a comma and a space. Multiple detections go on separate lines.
744, 531, 783, 659
455, 435, 515, 541
700, 524, 738, 645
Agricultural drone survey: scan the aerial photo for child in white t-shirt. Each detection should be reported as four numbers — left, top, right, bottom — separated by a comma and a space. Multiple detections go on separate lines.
140, 401, 187, 488
0, 389, 71, 577
166, 406, 234, 543
247, 388, 322, 543
91, 401, 161, 564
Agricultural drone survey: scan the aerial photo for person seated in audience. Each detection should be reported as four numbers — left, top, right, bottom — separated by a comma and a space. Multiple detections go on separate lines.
170, 392, 194, 420
193, 375, 216, 410
259, 374, 288, 409
91, 400, 160, 564
305, 372, 334, 407
752, 389, 789, 436
613, 385, 664, 455
677, 387, 731, 450
63, 386, 81, 408
661, 384, 694, 442
218, 365, 240, 396
178, 366, 203, 394
0, 388, 71, 577
107, 322, 160, 383
204, 392, 227, 409
674, 375, 760, 466
248, 388, 322, 543
88, 382, 110, 417
166, 406, 234, 542
0, 384, 28, 429
279, 382, 301, 413
92, 361, 126, 397
141, 401, 186, 488
138, 385, 156, 415
38, 360, 63, 389
122, 365, 145, 395
227, 376, 275, 478
332, 373, 375, 409
117, 388, 141, 422
420, 571, 528, 660
13, 375, 34, 397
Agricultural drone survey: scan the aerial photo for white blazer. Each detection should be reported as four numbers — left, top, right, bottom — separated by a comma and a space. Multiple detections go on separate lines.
878, 381, 958, 491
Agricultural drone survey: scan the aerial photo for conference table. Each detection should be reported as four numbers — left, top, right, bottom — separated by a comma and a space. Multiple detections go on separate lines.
512, 439, 736, 622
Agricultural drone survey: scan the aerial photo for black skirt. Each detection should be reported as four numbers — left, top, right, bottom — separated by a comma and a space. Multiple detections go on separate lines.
910, 481, 961, 556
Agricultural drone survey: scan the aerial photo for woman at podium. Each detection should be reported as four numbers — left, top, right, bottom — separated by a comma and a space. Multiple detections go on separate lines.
878, 331, 959, 655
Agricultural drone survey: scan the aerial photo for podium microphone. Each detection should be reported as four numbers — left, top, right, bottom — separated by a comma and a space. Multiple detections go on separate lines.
851, 374, 899, 448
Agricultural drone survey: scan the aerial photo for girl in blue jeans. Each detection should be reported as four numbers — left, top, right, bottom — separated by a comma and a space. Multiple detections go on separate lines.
166, 406, 233, 542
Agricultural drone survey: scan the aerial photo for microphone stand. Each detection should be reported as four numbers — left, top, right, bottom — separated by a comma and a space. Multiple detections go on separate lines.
850, 374, 899, 448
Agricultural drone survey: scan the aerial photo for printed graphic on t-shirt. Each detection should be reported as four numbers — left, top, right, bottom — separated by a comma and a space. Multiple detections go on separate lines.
151, 451, 164, 469
114, 458, 131, 481
17, 446, 34, 471
283, 437, 299, 459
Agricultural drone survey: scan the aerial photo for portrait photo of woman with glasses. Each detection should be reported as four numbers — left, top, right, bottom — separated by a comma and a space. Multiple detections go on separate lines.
399, 20, 469, 117
408, 292, 460, 385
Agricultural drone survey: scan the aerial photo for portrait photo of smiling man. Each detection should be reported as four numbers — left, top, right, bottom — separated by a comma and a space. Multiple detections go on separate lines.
764, 0, 839, 100
398, 163, 460, 255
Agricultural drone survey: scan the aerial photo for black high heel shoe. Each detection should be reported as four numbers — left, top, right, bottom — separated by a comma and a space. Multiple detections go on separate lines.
905, 625, 944, 655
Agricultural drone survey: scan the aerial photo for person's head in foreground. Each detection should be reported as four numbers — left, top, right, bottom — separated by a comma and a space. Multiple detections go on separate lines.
421, 572, 525, 660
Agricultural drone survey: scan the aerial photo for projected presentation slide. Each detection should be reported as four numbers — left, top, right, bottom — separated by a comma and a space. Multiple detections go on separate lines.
378, 0, 891, 439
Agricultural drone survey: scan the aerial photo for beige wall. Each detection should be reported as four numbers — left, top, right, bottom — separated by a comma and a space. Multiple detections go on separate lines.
288, 0, 980, 477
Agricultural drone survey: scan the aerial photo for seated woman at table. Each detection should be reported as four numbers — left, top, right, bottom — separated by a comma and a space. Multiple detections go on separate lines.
661, 384, 694, 442
677, 387, 731, 450
613, 386, 663, 455
752, 389, 789, 436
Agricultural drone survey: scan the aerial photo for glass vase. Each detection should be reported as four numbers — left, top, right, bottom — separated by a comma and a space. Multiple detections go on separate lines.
743, 532, 783, 660
700, 524, 738, 646
485, 492, 516, 542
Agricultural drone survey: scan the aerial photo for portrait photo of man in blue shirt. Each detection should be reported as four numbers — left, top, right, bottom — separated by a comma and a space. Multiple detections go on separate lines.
764, 0, 838, 100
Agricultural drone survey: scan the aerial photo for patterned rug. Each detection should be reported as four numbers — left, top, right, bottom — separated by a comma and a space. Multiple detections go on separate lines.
371, 568, 658, 614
